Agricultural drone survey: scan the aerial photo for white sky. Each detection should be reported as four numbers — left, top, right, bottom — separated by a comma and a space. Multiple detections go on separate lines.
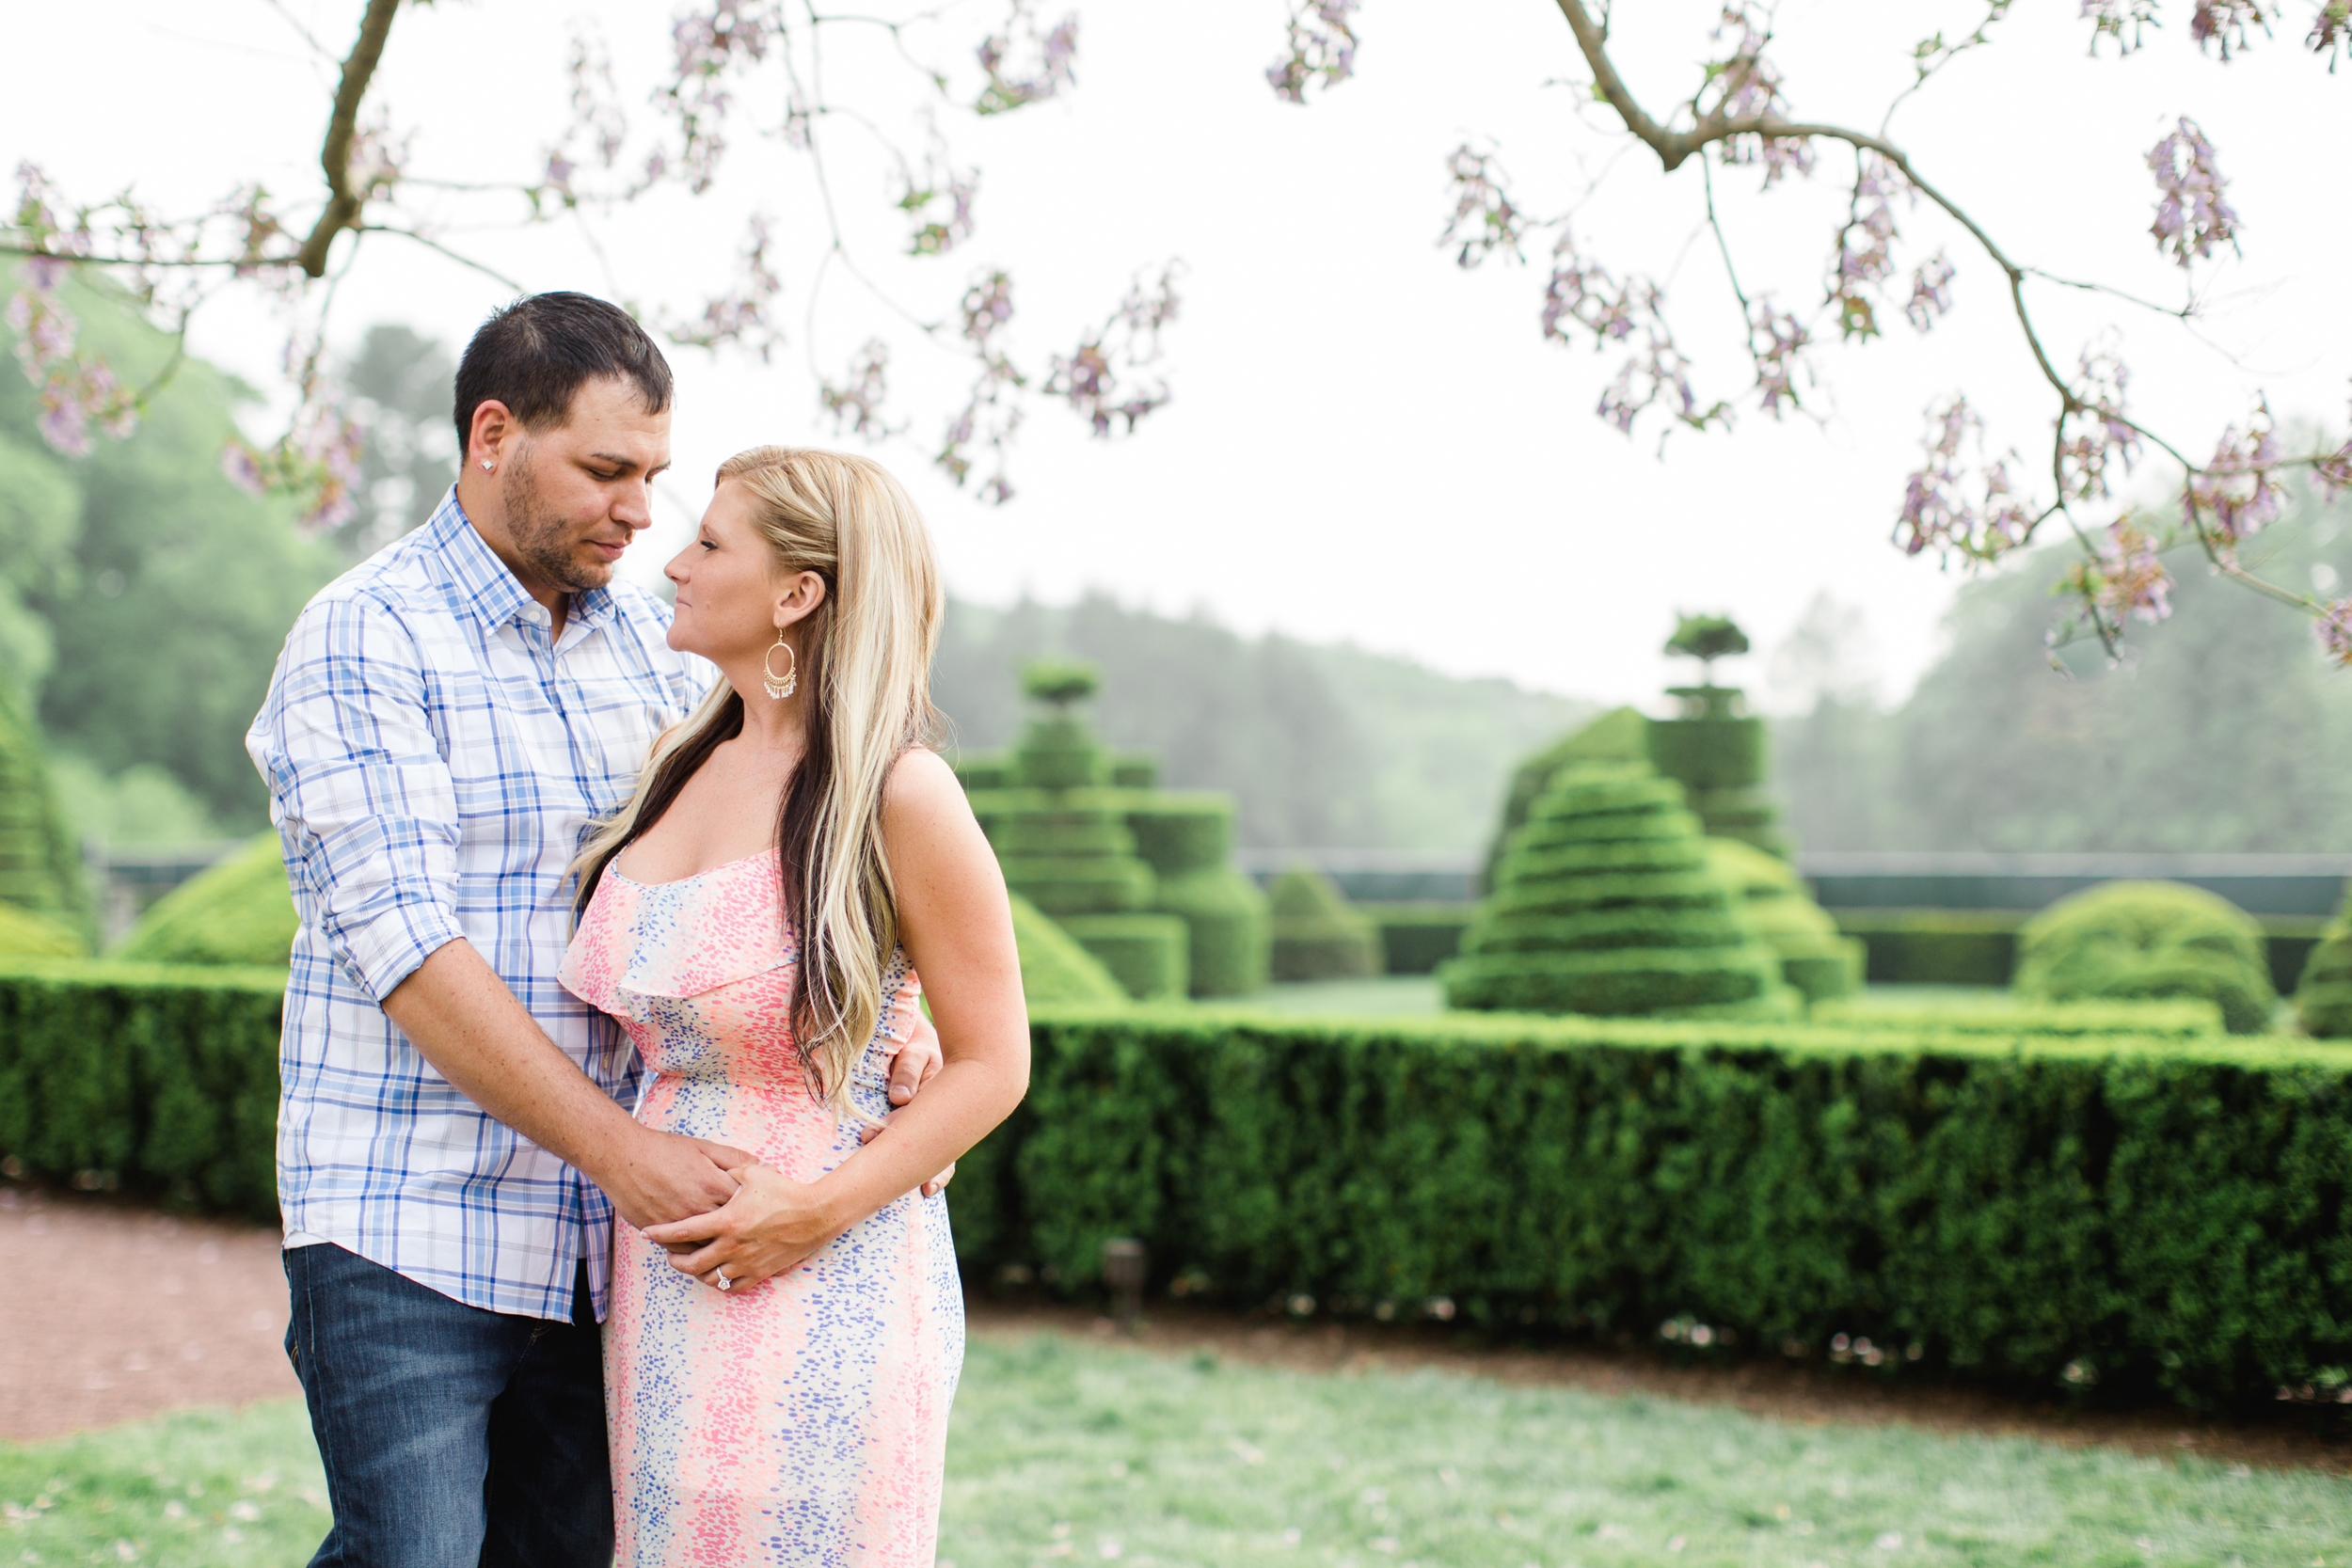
8, 1, 2348, 711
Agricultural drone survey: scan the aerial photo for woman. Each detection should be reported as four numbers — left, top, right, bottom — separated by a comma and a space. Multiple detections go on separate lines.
559, 447, 1028, 1565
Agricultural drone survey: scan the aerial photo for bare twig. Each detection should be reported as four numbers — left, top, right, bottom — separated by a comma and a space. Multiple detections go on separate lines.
294, 0, 401, 278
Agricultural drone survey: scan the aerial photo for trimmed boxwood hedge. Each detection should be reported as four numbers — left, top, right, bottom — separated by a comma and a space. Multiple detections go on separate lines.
16, 960, 2350, 1410
948, 1006, 2352, 1411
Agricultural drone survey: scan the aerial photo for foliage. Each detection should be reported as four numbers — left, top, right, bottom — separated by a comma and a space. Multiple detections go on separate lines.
0, 900, 85, 958
114, 833, 296, 967
2014, 880, 2276, 1034
1704, 837, 1859, 1004
1356, 902, 1474, 976
0, 663, 87, 932
1448, 764, 1789, 1020
1647, 698, 1788, 860
948, 1005, 2352, 1414
1479, 705, 1649, 895
1774, 481, 2352, 855
44, 756, 221, 847
0, 959, 283, 1217
2296, 889, 2352, 1039
0, 266, 342, 830
1266, 865, 1380, 982
1808, 991, 2224, 1040
936, 594, 1590, 854
1019, 657, 1099, 710
1663, 613, 1750, 671
1008, 893, 1128, 1006
1828, 911, 2024, 988
1058, 913, 1189, 1002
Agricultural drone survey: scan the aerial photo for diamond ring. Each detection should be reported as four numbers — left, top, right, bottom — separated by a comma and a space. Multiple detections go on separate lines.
714, 1268, 732, 1291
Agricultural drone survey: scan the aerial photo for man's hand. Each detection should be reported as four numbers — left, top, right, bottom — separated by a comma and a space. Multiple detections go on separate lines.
885, 1008, 944, 1107
596, 1125, 755, 1234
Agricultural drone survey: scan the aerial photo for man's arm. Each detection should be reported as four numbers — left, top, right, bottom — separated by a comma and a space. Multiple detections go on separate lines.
249, 593, 743, 1230
381, 941, 746, 1230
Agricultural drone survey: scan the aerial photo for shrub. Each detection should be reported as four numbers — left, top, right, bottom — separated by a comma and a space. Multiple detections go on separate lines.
1447, 764, 1789, 1019
0, 959, 283, 1217
2294, 891, 2352, 1038
1646, 686, 1789, 859
2014, 880, 2276, 1034
1059, 913, 1190, 1002
0, 900, 86, 958
1152, 869, 1268, 997
1704, 838, 1861, 1004
961, 1006, 2352, 1412
0, 672, 90, 934
114, 832, 296, 966
1831, 910, 2022, 986
1009, 894, 1129, 1006
1480, 706, 1648, 895
1267, 865, 1380, 981
1359, 903, 1474, 975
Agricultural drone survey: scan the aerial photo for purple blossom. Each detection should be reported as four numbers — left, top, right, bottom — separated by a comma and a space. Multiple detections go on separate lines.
1706, 6, 1816, 185
2183, 404, 2285, 545
1747, 296, 1809, 417
1541, 232, 1727, 436
1895, 394, 2039, 561
2189, 0, 2272, 57
2057, 347, 2142, 501
2147, 117, 2240, 268
663, 214, 784, 361
1267, 0, 1360, 103
1904, 253, 1956, 332
23, 255, 68, 292
1045, 264, 1181, 437
960, 270, 1015, 347
1439, 146, 1526, 269
2081, 0, 2160, 54
1829, 153, 1910, 340
2092, 517, 2173, 623
899, 158, 977, 258
818, 339, 896, 438
2313, 1, 2352, 62
977, 3, 1078, 116
220, 442, 266, 496
2317, 599, 2352, 664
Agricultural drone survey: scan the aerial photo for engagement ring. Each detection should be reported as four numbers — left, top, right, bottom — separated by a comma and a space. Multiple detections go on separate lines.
714, 1269, 732, 1291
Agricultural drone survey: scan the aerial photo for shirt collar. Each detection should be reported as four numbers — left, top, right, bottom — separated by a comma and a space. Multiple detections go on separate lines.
424, 486, 618, 633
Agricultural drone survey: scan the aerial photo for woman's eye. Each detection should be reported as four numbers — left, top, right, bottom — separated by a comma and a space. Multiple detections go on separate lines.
698, 538, 716, 550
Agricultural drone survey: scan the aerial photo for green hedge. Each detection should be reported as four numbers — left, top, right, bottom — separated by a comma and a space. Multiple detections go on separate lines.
1359, 903, 1474, 975
1836, 908, 2325, 997
0, 959, 283, 1217
1268, 866, 1380, 981
950, 1006, 2352, 1412
1058, 913, 1189, 1002
2015, 881, 2276, 1034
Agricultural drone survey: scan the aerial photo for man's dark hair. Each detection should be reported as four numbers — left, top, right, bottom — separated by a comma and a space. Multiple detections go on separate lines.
452, 292, 674, 460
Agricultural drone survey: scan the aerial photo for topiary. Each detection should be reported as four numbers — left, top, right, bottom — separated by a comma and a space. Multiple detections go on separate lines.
2292, 889, 2352, 1038
1268, 864, 1381, 981
1646, 684, 1790, 859
2013, 879, 2275, 1035
1445, 761, 1793, 1019
0, 669, 90, 934
114, 832, 297, 966
1703, 837, 1861, 1004
1480, 706, 1648, 895
1009, 893, 1130, 1006
0, 899, 86, 958
1662, 612, 1750, 681
1020, 657, 1101, 711
1057, 912, 1190, 1001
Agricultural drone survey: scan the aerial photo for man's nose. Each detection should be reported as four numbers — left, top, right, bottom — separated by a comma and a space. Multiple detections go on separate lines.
615, 479, 654, 531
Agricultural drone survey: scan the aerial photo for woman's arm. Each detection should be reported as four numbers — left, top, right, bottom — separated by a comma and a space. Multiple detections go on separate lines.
643, 748, 1029, 1285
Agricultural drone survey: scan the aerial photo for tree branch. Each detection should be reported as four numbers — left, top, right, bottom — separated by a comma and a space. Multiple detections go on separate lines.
294, 0, 401, 278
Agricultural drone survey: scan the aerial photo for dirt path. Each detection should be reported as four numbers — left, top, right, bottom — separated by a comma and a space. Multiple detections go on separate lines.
3, 1184, 2344, 1477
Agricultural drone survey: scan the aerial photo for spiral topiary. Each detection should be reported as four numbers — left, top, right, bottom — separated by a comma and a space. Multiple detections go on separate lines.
1703, 836, 1861, 1004
1446, 761, 1792, 1019
2013, 879, 2275, 1035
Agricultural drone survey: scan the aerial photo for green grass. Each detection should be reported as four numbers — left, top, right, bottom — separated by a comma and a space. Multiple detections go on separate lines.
1249, 975, 1446, 1016
6, 1335, 2349, 1566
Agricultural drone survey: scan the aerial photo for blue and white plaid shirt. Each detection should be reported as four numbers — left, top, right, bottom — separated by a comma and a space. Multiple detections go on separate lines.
247, 490, 707, 1321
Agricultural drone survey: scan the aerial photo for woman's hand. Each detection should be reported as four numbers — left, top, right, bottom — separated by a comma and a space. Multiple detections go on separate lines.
640, 1163, 844, 1291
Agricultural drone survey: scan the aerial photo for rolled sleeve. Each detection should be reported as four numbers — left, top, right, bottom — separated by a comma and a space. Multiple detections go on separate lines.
248, 594, 467, 1002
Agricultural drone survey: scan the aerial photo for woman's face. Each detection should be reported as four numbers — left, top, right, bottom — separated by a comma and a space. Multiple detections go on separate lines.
664, 480, 785, 663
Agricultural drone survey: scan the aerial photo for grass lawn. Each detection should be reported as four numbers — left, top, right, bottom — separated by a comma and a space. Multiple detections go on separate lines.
1250, 976, 1446, 1016
5, 1333, 2348, 1566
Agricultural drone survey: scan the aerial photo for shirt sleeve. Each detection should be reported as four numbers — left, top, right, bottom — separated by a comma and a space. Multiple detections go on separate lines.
246, 594, 467, 1003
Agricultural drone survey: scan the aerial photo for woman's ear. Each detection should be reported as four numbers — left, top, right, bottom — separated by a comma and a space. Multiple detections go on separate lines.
774, 569, 829, 628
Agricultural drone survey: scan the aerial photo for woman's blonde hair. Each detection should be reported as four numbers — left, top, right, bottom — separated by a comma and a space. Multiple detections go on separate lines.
574, 447, 945, 1116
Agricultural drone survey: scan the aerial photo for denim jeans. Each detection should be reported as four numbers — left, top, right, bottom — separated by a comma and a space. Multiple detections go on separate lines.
283, 1243, 613, 1568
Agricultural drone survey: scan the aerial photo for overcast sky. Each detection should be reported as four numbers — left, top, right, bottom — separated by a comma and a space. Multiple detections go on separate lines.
8, 1, 2348, 711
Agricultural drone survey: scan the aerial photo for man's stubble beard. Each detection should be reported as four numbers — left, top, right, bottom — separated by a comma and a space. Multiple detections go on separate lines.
500, 444, 612, 595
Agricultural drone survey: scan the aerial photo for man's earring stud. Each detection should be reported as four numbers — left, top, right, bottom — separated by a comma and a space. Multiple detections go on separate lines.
481, 459, 495, 472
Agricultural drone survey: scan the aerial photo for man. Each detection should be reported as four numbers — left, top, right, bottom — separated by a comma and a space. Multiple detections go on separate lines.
248, 293, 942, 1565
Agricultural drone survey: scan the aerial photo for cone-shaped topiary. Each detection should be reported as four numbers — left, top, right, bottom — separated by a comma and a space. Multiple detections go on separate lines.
1268, 864, 1381, 981
0, 899, 85, 958
2013, 879, 2274, 1035
1703, 837, 1862, 1004
1009, 893, 1130, 1006
1446, 761, 1792, 1018
115, 832, 297, 966
1481, 706, 1649, 895
1645, 684, 1790, 859
0, 670, 89, 934
1124, 794, 1268, 996
2294, 889, 2352, 1039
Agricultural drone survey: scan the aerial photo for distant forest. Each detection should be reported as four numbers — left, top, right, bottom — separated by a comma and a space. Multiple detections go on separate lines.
933, 594, 1593, 853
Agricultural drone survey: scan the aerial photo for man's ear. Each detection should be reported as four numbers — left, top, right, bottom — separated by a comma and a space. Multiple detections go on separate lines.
468, 400, 516, 470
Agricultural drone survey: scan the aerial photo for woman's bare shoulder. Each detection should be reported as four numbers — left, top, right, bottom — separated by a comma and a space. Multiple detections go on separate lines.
882, 747, 970, 823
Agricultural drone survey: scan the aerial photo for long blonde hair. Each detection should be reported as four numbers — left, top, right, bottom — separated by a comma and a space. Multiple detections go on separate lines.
575, 447, 945, 1115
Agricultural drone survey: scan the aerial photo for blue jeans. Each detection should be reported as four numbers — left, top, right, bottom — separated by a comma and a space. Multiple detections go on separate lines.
283, 1243, 613, 1568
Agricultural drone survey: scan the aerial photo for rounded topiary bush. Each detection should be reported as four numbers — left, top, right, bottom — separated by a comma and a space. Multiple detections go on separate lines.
2013, 879, 2275, 1034
2294, 894, 2352, 1038
1703, 837, 1861, 1004
115, 832, 297, 966
0, 900, 87, 958
1268, 865, 1381, 981
1445, 762, 1790, 1019
1009, 893, 1129, 1006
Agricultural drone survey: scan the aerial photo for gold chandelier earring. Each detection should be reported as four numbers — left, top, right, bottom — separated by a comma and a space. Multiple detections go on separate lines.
762, 631, 798, 700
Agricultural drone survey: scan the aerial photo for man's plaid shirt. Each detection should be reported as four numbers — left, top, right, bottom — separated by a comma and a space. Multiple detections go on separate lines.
247, 491, 706, 1321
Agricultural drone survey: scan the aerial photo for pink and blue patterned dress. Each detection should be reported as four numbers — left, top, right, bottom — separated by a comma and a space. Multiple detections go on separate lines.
560, 847, 963, 1567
